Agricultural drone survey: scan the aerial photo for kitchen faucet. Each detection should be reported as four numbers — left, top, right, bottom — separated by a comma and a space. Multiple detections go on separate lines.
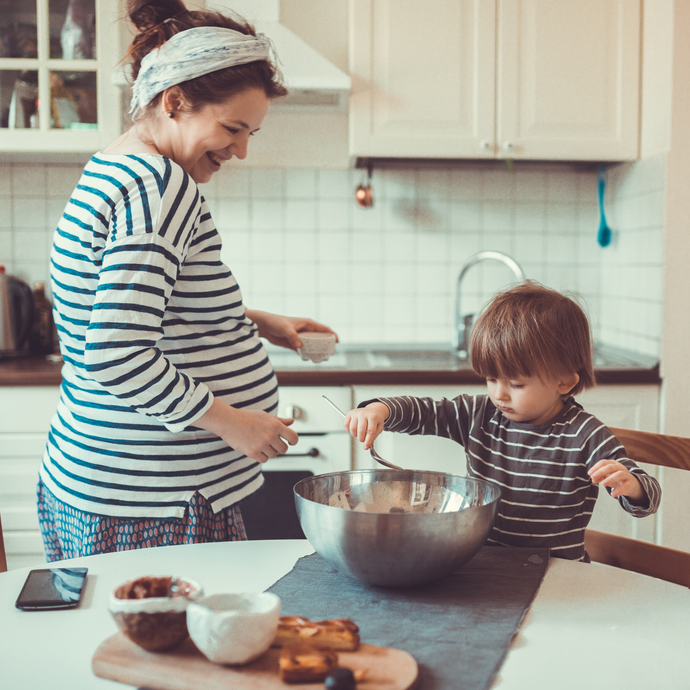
453, 251, 525, 358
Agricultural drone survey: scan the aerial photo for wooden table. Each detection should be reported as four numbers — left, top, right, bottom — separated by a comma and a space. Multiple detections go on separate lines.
0, 540, 688, 689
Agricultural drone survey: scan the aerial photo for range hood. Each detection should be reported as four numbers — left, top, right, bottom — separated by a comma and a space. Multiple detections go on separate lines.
204, 0, 351, 108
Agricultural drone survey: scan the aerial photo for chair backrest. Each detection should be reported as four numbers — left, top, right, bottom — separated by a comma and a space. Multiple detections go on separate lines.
585, 426, 690, 587
608, 427, 690, 471
0, 512, 7, 573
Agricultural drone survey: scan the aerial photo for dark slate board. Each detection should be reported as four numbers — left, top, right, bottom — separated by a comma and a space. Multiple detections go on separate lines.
267, 545, 550, 690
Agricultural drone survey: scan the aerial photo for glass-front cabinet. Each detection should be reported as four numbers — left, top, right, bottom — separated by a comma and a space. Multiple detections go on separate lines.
0, 0, 121, 151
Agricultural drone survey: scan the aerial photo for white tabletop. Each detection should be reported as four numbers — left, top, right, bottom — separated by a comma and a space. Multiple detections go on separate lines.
0, 540, 688, 690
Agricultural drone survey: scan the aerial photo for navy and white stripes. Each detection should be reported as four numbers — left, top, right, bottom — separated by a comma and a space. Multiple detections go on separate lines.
370, 395, 661, 561
41, 153, 277, 518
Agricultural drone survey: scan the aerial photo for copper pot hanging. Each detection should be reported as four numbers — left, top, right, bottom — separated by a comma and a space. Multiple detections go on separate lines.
355, 162, 374, 208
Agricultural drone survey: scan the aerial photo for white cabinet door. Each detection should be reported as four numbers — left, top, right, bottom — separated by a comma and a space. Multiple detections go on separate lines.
349, 0, 641, 161
0, 386, 61, 569
577, 385, 659, 433
349, 0, 496, 159
496, 0, 641, 161
352, 385, 485, 475
577, 384, 660, 542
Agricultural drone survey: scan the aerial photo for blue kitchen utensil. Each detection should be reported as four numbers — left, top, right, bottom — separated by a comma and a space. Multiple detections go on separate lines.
597, 166, 612, 247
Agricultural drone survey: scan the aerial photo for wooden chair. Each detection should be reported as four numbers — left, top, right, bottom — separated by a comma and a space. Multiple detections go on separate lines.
0, 512, 7, 573
585, 426, 690, 587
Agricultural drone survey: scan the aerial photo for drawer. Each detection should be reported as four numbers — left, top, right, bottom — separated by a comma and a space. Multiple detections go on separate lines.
277, 387, 353, 433
0, 387, 61, 433
5, 530, 45, 556
0, 434, 48, 460
6, 554, 48, 571
1, 498, 40, 531
0, 455, 43, 496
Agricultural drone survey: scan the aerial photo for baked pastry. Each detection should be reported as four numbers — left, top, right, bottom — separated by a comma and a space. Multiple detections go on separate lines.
273, 616, 360, 652
278, 642, 339, 684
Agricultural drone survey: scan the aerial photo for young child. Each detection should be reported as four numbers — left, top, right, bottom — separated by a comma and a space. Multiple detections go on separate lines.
345, 281, 661, 561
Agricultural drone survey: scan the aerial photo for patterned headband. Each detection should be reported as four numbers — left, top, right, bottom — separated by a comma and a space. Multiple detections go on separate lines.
129, 26, 273, 117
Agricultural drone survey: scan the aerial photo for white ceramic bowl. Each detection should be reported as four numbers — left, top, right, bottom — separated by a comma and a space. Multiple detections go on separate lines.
186, 592, 281, 665
297, 332, 337, 363
108, 576, 204, 652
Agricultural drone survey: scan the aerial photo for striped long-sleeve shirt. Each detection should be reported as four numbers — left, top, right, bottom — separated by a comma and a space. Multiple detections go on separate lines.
41, 153, 277, 518
369, 395, 661, 560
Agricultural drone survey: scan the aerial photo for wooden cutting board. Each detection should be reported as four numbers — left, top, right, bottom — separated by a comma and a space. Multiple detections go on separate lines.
92, 633, 418, 690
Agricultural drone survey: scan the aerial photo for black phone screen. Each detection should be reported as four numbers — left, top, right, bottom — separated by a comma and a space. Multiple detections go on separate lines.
15, 567, 88, 610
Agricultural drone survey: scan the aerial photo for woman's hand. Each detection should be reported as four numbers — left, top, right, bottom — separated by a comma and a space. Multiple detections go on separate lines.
246, 310, 338, 351
195, 398, 299, 463
344, 403, 390, 450
588, 459, 645, 501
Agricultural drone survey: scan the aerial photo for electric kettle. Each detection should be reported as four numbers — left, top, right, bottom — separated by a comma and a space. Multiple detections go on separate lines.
0, 266, 34, 357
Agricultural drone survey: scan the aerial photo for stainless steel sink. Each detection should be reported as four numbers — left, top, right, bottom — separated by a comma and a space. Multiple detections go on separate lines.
366, 349, 472, 370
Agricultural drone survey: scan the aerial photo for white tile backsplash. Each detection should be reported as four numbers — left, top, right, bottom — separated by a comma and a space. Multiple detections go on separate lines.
0, 197, 12, 227
600, 155, 666, 357
12, 165, 46, 196
0, 159, 665, 358
13, 197, 46, 228
0, 164, 11, 196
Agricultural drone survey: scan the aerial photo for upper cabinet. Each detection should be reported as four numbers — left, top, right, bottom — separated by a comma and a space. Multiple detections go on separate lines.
349, 0, 641, 162
0, 0, 122, 152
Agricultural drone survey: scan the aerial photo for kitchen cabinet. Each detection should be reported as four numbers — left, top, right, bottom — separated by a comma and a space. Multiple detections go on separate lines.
353, 384, 661, 543
349, 0, 641, 161
0, 0, 122, 152
577, 384, 660, 542
0, 386, 60, 570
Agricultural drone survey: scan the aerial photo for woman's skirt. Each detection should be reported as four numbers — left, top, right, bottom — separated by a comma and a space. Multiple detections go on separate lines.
37, 478, 247, 562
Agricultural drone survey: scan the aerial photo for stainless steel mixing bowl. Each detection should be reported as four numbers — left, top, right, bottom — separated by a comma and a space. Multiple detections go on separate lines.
294, 469, 501, 587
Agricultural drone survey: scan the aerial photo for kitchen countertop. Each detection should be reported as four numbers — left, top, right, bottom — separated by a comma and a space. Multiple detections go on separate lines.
0, 343, 661, 387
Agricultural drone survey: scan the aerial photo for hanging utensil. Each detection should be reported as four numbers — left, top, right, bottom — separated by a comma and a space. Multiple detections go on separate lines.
355, 161, 374, 208
597, 166, 612, 248
322, 395, 403, 470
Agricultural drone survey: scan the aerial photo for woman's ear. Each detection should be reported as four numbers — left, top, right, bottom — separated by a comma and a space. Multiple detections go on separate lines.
161, 86, 184, 116
558, 373, 580, 396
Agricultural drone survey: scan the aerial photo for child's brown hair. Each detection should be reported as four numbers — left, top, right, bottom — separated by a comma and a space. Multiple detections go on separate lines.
470, 281, 595, 396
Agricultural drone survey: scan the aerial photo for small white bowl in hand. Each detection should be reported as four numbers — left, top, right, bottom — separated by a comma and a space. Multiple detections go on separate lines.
297, 332, 337, 363
186, 592, 281, 665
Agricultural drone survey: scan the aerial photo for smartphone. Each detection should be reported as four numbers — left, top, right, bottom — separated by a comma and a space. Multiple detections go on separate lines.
15, 567, 88, 611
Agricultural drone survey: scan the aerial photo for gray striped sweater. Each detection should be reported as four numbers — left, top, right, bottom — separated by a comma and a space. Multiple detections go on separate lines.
371, 395, 661, 560
41, 153, 277, 518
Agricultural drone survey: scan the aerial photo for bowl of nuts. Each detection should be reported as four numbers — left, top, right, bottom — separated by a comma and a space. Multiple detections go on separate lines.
108, 575, 203, 652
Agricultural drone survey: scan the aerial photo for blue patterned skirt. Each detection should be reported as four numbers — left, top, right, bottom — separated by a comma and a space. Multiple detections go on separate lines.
37, 479, 247, 562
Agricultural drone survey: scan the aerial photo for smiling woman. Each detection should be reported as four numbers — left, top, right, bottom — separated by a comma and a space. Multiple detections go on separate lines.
38, 0, 336, 563
113, 85, 271, 183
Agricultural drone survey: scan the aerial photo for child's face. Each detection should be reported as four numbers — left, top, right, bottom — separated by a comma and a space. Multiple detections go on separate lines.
486, 374, 575, 425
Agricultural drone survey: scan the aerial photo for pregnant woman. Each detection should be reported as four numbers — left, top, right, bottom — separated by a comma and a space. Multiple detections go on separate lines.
38, 0, 336, 560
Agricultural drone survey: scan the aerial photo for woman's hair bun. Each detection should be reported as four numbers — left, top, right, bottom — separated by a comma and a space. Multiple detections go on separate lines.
127, 0, 187, 33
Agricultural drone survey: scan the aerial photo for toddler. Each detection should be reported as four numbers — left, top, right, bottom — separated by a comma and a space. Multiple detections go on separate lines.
345, 281, 661, 561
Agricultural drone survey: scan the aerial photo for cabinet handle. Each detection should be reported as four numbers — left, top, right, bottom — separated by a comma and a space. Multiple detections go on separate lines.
502, 141, 514, 151
278, 447, 321, 458
480, 140, 492, 151
283, 405, 307, 421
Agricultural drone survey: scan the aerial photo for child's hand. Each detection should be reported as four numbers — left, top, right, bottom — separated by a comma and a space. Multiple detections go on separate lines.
344, 403, 390, 450
588, 459, 644, 502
